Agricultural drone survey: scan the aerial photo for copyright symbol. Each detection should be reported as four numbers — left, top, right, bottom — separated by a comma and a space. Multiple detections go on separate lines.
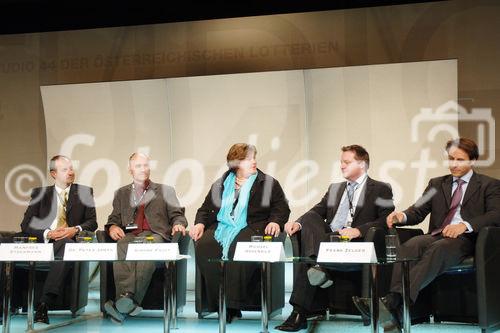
4, 164, 46, 206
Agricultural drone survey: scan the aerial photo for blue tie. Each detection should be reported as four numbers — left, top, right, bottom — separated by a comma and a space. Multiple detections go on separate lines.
330, 182, 357, 231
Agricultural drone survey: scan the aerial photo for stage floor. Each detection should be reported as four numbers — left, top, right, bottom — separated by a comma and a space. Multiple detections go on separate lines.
6, 289, 484, 333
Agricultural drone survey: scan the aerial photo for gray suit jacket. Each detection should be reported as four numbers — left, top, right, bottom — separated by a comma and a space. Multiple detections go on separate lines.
106, 181, 187, 241
404, 172, 500, 235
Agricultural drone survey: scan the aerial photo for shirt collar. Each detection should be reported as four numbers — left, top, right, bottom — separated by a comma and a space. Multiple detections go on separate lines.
55, 184, 71, 194
453, 169, 473, 183
348, 172, 367, 187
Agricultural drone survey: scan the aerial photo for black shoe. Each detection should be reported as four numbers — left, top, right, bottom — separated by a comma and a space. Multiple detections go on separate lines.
34, 302, 49, 324
380, 295, 402, 332
307, 265, 333, 288
275, 310, 307, 332
226, 308, 242, 324
352, 296, 371, 326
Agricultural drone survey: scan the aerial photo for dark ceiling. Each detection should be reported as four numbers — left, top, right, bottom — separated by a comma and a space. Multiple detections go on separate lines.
0, 0, 441, 35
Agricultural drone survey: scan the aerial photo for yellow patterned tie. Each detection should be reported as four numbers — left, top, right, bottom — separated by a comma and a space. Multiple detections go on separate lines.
57, 190, 68, 228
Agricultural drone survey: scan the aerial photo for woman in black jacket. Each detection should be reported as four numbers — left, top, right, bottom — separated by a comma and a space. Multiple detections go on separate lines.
190, 143, 290, 322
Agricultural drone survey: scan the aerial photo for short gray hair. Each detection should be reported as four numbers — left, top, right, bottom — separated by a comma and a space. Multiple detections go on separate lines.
49, 155, 70, 172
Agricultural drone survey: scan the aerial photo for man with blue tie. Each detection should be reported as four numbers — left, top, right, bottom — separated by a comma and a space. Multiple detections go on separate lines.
276, 145, 394, 331
354, 138, 500, 332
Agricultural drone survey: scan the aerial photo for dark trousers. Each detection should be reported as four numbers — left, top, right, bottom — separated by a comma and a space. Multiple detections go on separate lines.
390, 234, 474, 303
41, 238, 75, 306
195, 224, 262, 311
289, 218, 333, 313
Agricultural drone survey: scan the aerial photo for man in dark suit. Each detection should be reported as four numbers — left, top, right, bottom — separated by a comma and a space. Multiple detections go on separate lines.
276, 145, 394, 331
21, 155, 97, 324
103, 152, 188, 324
354, 138, 500, 332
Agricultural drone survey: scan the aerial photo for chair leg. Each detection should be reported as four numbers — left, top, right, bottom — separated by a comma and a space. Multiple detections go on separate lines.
71, 307, 85, 318
269, 308, 282, 319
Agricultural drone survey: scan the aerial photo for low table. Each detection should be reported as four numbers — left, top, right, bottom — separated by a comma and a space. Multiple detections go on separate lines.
211, 256, 416, 333
1, 256, 188, 333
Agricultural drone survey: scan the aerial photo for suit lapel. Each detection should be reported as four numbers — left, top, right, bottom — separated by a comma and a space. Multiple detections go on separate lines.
143, 182, 157, 208
353, 177, 372, 220
249, 171, 265, 202
66, 184, 77, 213
124, 184, 136, 219
462, 173, 480, 206
328, 182, 346, 216
441, 176, 453, 208
47, 185, 57, 215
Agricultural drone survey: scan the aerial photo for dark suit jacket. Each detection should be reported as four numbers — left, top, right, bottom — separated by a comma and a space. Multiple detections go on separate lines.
297, 176, 394, 237
105, 181, 188, 241
404, 172, 500, 235
20, 184, 97, 241
194, 169, 291, 232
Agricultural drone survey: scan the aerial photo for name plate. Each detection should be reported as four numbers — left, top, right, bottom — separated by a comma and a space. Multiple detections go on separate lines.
126, 243, 180, 261
317, 242, 377, 263
64, 243, 118, 261
233, 242, 285, 262
0, 243, 54, 261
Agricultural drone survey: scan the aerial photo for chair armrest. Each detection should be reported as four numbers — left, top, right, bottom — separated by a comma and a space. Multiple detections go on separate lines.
289, 233, 301, 257
96, 229, 112, 313
171, 231, 181, 244
96, 230, 113, 243
71, 261, 89, 314
275, 232, 286, 243
175, 233, 191, 255
360, 227, 388, 297
0, 231, 23, 243
475, 226, 500, 329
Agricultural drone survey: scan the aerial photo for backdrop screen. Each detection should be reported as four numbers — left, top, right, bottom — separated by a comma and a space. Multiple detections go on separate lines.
40, 59, 457, 232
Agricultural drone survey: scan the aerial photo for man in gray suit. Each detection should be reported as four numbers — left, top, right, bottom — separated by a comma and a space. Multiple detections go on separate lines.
354, 138, 500, 332
103, 153, 188, 323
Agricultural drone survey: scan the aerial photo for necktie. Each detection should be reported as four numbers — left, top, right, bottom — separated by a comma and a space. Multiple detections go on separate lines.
57, 190, 68, 228
132, 185, 147, 235
432, 178, 465, 236
330, 182, 357, 231
132, 203, 145, 235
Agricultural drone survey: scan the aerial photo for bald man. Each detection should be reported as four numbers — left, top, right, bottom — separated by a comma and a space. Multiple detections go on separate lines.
104, 153, 188, 324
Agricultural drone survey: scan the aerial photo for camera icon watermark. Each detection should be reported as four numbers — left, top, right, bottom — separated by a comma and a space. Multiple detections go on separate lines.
411, 100, 495, 167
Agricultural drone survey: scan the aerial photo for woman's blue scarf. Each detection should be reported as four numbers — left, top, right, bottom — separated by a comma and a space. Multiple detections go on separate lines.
214, 171, 258, 259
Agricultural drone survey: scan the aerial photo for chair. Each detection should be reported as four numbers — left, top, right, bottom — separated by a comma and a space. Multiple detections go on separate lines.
290, 226, 389, 320
0, 231, 89, 317
195, 232, 286, 319
97, 230, 189, 316
395, 225, 500, 332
